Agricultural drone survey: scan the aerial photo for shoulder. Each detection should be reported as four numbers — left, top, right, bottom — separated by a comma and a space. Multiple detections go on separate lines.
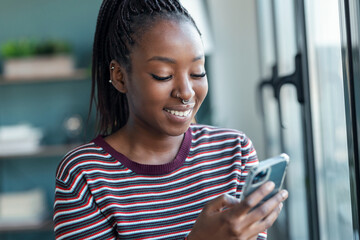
190, 124, 250, 143
55, 138, 112, 182
189, 124, 256, 156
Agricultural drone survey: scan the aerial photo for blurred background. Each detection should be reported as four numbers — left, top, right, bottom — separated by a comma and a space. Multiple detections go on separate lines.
1, 0, 360, 239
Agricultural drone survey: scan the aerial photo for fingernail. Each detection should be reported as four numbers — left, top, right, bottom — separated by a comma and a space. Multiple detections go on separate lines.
280, 190, 288, 199
279, 202, 283, 210
266, 181, 275, 190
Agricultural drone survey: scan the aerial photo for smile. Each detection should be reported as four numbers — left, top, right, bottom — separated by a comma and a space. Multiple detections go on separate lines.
164, 109, 192, 117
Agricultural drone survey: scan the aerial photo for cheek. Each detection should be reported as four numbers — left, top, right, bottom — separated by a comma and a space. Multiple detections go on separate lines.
128, 80, 169, 105
195, 79, 208, 102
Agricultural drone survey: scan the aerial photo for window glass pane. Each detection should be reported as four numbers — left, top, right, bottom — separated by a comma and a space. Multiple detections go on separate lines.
280, 85, 309, 240
257, 0, 310, 239
262, 86, 282, 157
257, 0, 276, 78
305, 0, 353, 239
273, 0, 297, 75
256, 0, 281, 158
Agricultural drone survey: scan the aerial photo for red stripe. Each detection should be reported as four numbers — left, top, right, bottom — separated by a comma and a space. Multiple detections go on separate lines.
57, 165, 129, 192
60, 152, 113, 180
111, 208, 202, 224
121, 218, 195, 234
188, 145, 241, 159
192, 130, 245, 141
137, 229, 190, 240
57, 216, 110, 239
193, 136, 239, 148
78, 225, 114, 240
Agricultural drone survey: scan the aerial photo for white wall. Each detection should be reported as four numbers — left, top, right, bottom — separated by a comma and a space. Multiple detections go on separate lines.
206, 0, 265, 159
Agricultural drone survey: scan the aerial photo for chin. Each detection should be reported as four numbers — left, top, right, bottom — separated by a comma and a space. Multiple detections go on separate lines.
163, 123, 191, 137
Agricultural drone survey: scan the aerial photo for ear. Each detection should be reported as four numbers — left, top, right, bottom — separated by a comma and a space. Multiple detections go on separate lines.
110, 60, 128, 93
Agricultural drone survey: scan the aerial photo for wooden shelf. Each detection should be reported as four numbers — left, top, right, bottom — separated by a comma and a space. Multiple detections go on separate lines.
0, 69, 89, 85
0, 144, 80, 160
0, 219, 53, 232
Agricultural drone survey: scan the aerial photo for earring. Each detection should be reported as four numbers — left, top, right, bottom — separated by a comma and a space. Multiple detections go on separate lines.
109, 79, 112, 83
111, 66, 115, 70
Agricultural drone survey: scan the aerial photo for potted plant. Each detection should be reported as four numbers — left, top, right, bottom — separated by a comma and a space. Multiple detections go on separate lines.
0, 38, 75, 80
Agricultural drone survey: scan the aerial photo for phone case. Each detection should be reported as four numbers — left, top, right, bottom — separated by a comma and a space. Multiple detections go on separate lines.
241, 153, 289, 203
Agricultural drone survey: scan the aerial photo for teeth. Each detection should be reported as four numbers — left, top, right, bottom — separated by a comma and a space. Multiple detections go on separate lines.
166, 109, 191, 117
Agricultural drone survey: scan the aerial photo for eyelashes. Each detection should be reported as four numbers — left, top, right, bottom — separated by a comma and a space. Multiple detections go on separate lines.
150, 72, 207, 81
191, 72, 207, 78
151, 74, 172, 81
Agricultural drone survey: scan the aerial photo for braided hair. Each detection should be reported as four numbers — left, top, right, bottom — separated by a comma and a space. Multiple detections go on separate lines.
90, 0, 201, 135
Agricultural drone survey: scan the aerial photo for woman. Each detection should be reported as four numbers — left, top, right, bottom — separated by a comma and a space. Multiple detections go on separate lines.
53, 0, 288, 239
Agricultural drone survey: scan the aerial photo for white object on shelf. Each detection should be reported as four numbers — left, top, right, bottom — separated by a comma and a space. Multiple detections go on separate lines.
0, 188, 48, 226
3, 55, 75, 80
0, 124, 43, 156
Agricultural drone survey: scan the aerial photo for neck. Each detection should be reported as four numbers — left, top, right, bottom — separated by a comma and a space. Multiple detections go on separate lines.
124, 124, 184, 153
106, 121, 187, 165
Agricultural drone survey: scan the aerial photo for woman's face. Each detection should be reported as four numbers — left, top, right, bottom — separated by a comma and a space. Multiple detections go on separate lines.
123, 19, 208, 137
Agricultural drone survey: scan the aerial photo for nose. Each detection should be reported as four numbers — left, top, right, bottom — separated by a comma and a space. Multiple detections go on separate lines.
173, 74, 195, 101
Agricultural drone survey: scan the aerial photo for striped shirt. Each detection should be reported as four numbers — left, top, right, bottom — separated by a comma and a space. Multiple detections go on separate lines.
53, 124, 267, 239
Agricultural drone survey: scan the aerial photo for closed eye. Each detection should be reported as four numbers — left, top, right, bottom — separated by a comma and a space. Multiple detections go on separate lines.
191, 72, 207, 79
150, 74, 173, 81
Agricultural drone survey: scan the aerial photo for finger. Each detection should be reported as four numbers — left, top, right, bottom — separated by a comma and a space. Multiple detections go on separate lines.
203, 194, 240, 214
244, 202, 284, 240
247, 189, 288, 222
232, 181, 275, 216
244, 189, 288, 232
254, 201, 284, 237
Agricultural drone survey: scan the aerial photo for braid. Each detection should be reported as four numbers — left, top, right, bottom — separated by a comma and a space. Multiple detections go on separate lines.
90, 0, 201, 135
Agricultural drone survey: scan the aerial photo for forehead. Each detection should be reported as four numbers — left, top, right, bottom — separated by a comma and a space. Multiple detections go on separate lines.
132, 19, 204, 60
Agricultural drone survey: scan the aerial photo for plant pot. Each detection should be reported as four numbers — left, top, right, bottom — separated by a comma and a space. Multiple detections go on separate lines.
3, 55, 75, 80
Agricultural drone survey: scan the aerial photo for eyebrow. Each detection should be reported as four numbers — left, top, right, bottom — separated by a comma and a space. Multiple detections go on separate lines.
147, 55, 204, 64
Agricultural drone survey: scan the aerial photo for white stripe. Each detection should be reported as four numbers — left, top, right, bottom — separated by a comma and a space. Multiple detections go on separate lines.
58, 145, 102, 177
56, 144, 95, 177
60, 152, 113, 181
192, 131, 243, 144
120, 218, 196, 236
57, 217, 112, 240
113, 206, 201, 226
56, 162, 122, 194
188, 145, 242, 160
191, 137, 240, 151
54, 184, 91, 220
152, 230, 191, 240
54, 196, 98, 230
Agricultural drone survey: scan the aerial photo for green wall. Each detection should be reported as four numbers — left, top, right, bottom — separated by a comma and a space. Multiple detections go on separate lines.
0, 1, 213, 239
0, 1, 102, 239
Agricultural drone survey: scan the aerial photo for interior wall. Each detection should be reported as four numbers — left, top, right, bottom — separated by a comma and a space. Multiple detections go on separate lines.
206, 0, 265, 159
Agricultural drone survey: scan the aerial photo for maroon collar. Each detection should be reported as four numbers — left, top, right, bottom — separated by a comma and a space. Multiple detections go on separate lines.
93, 128, 192, 175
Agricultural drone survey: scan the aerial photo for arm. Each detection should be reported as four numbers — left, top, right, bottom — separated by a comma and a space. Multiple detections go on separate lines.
186, 131, 288, 240
53, 175, 116, 240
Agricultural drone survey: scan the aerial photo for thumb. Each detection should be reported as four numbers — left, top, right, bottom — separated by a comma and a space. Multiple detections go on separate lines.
203, 194, 240, 214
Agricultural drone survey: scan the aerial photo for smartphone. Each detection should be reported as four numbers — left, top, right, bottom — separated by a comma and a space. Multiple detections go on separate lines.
241, 153, 289, 206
